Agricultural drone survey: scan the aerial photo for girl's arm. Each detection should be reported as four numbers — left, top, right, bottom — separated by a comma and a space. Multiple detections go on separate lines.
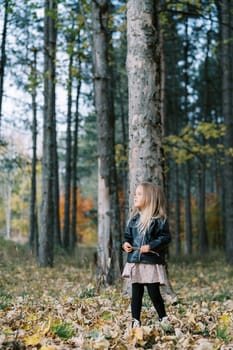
148, 220, 171, 251
122, 224, 133, 252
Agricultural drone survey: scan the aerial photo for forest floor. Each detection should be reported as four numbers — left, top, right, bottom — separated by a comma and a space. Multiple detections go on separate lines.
0, 238, 233, 350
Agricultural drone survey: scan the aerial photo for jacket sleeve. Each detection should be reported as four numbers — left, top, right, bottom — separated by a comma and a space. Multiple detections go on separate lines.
149, 220, 171, 251
122, 222, 133, 246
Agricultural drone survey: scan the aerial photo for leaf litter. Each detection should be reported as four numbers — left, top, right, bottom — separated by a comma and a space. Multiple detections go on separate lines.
0, 244, 233, 349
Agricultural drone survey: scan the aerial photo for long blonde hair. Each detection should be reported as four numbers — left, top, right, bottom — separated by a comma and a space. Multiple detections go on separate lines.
131, 182, 167, 233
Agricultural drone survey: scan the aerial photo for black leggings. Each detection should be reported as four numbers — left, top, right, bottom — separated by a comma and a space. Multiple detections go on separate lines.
131, 282, 166, 321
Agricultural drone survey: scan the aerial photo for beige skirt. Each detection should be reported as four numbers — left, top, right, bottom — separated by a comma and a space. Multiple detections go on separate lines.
122, 262, 169, 285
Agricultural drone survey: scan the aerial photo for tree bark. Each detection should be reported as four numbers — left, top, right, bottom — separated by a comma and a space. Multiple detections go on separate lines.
184, 162, 192, 254
174, 163, 181, 255
63, 46, 74, 250
39, 0, 58, 267
221, 0, 233, 264
70, 79, 80, 250
0, 0, 9, 136
127, 0, 164, 208
70, 55, 81, 251
29, 48, 38, 255
183, 17, 192, 255
92, 0, 121, 285
197, 160, 208, 254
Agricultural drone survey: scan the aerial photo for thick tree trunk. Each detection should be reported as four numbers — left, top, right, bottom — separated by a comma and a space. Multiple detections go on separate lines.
92, 0, 121, 285
127, 0, 164, 208
0, 0, 9, 136
39, 0, 57, 267
127, 0, 177, 303
29, 48, 38, 255
222, 0, 233, 264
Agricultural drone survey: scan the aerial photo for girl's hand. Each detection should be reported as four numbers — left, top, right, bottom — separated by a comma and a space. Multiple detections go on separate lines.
140, 245, 150, 253
123, 242, 133, 253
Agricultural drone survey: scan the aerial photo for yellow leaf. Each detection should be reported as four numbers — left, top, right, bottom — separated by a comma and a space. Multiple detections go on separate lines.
219, 313, 231, 326
93, 338, 110, 349
40, 318, 51, 335
24, 334, 42, 346
132, 326, 143, 340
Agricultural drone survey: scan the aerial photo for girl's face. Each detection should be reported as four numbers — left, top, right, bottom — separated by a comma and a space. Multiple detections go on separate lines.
134, 185, 146, 210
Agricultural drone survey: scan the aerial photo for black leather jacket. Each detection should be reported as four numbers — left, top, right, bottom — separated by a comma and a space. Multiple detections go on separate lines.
122, 213, 171, 265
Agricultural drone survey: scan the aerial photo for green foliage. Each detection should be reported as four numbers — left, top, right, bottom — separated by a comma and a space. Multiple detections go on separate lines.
51, 321, 76, 339
0, 291, 13, 311
79, 288, 96, 299
216, 325, 228, 341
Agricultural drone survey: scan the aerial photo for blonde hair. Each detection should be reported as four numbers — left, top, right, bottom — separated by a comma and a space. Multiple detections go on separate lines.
131, 182, 167, 233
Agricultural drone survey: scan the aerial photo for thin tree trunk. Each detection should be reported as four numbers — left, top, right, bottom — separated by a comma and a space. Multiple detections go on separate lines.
184, 162, 192, 254
183, 17, 192, 255
70, 49, 81, 251
174, 163, 181, 255
198, 160, 208, 254
29, 48, 38, 255
52, 124, 61, 247
4, 182, 11, 239
39, 0, 57, 267
0, 0, 9, 136
63, 48, 74, 250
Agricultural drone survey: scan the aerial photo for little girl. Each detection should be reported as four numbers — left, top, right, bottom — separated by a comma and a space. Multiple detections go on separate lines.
122, 182, 171, 328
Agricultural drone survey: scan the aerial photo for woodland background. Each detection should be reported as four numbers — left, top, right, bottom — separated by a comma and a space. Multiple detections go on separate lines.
1, 0, 233, 349
1, 0, 233, 267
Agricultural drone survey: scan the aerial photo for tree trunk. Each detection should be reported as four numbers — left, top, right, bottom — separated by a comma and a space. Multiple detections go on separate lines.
184, 162, 192, 254
92, 0, 121, 285
39, 0, 57, 267
197, 160, 208, 254
29, 48, 38, 255
63, 48, 74, 250
52, 124, 61, 247
221, 0, 233, 264
174, 163, 181, 255
127, 0, 177, 303
4, 182, 11, 239
183, 17, 192, 255
70, 42, 81, 250
0, 0, 9, 136
127, 0, 164, 208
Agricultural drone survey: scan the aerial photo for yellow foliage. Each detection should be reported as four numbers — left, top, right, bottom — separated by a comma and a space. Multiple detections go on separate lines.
24, 334, 42, 346
219, 314, 231, 327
